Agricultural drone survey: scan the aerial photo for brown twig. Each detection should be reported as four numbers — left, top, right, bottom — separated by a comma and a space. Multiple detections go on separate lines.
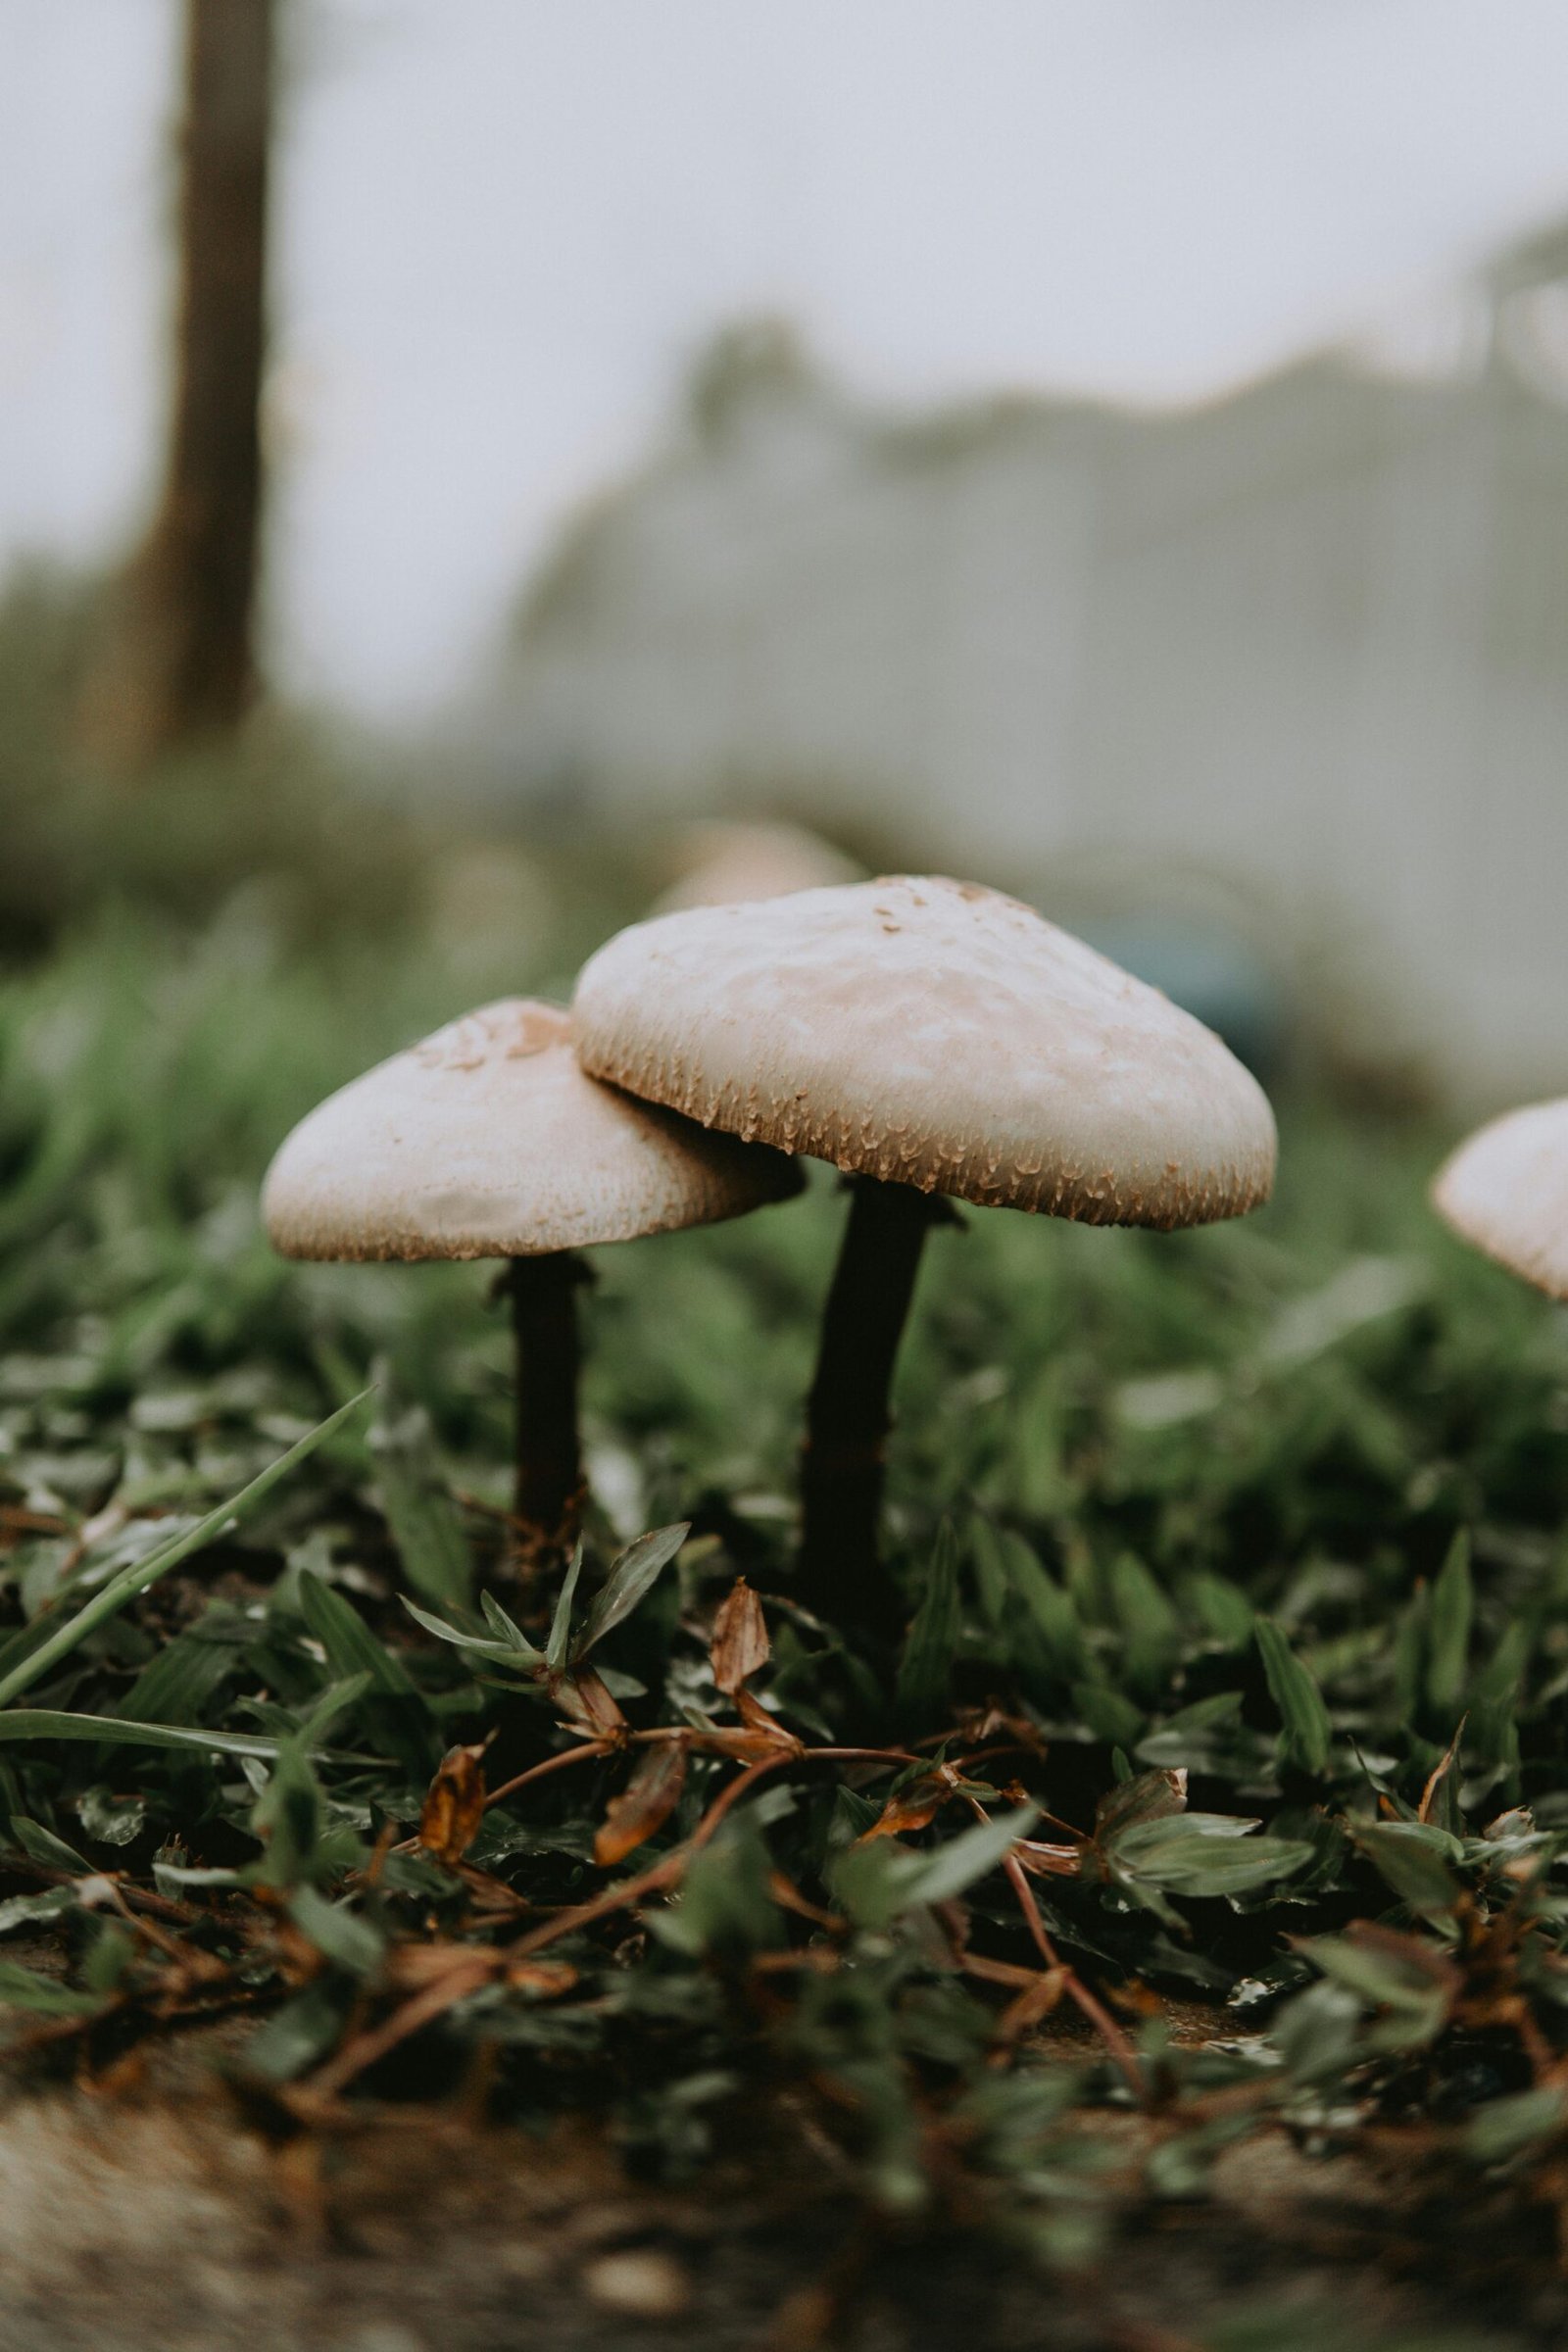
1000, 1848, 1146, 2099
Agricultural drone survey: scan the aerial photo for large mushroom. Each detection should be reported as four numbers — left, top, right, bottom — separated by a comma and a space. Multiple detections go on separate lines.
572, 875, 1277, 1633
263, 999, 801, 1574
1432, 1098, 1568, 1299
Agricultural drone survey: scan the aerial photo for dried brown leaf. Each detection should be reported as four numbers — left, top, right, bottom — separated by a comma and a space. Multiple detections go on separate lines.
1012, 1838, 1084, 1879
595, 1740, 688, 1867
556, 1665, 629, 1739
735, 1686, 802, 1748
504, 1958, 578, 1997
417, 1741, 488, 1866
1418, 1716, 1467, 1825
385, 1939, 504, 1992
710, 1578, 770, 1694
690, 1726, 793, 1762
858, 1779, 948, 1844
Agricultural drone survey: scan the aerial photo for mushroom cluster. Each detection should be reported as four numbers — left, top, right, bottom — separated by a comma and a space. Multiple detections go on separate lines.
264, 878, 1278, 1632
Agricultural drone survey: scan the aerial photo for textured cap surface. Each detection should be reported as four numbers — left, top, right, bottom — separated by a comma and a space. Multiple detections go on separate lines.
572, 876, 1276, 1227
263, 999, 802, 1261
1432, 1097, 1568, 1299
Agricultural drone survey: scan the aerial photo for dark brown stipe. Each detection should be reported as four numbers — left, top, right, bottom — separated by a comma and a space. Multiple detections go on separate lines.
506, 1250, 591, 1578
797, 1176, 959, 1637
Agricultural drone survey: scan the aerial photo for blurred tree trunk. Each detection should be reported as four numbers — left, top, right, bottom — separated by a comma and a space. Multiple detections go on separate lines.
79, 0, 274, 773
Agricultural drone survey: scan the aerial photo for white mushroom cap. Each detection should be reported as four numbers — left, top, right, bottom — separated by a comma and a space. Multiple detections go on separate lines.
572, 876, 1277, 1228
263, 999, 802, 1262
1432, 1097, 1568, 1299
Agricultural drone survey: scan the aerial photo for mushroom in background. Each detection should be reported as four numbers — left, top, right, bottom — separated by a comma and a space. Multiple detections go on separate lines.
649, 820, 861, 916
573, 876, 1277, 1637
1432, 1098, 1568, 1299
263, 1000, 802, 1576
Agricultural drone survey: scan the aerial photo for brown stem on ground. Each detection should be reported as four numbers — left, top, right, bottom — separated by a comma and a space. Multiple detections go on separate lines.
798, 1177, 957, 1638
506, 1252, 590, 1577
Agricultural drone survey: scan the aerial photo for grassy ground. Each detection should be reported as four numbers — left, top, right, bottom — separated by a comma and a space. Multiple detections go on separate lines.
3, 861, 1568, 2342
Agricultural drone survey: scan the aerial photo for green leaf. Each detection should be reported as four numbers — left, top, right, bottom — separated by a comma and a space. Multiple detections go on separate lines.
1465, 2084, 1568, 2164
244, 1981, 353, 2082
371, 1405, 473, 1611
1254, 1618, 1333, 1778
0, 1960, 103, 2019
251, 1740, 323, 1891
1118, 1819, 1312, 1895
76, 1788, 146, 1847
115, 1626, 239, 1727
546, 1546, 584, 1677
976, 1526, 1085, 1675
1108, 1552, 1180, 1691
9, 1816, 92, 1873
1297, 1928, 1454, 2053
1095, 1768, 1188, 1845
901, 1804, 1039, 1909
651, 1819, 778, 1960
401, 1598, 541, 1672
896, 1525, 961, 1722
572, 1523, 688, 1659
0, 1711, 322, 1763
1184, 1570, 1255, 1650
1426, 1530, 1473, 1721
297, 1571, 416, 1697
1349, 1819, 1463, 1921
829, 1804, 1039, 1932
288, 1885, 385, 1979
0, 1394, 372, 1712
297, 1571, 433, 1778
0, 1887, 78, 1936
1101, 1813, 1313, 1908
1071, 1680, 1146, 1748
479, 1590, 536, 1652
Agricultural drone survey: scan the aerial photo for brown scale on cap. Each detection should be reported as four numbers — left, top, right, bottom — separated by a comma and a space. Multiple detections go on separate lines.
263, 998, 802, 1264
572, 877, 1276, 1227
1433, 1097, 1568, 1300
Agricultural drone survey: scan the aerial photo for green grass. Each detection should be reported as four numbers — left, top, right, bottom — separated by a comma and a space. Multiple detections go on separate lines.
2, 901, 1568, 2269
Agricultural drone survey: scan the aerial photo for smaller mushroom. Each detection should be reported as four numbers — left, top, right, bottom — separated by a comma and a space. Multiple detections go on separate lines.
1432, 1098, 1568, 1299
263, 999, 801, 1574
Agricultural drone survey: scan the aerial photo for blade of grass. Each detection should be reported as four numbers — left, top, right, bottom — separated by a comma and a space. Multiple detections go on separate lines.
0, 1712, 339, 1761
0, 1394, 371, 1712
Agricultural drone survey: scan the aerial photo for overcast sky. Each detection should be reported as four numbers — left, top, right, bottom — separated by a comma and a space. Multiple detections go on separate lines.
6, 0, 1568, 718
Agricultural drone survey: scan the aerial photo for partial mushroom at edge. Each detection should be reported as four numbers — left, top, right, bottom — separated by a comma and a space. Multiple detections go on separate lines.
1432, 1097, 1568, 1300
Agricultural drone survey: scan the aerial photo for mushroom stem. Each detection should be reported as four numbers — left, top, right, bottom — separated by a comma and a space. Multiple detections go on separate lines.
506, 1251, 589, 1576
798, 1177, 956, 1635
